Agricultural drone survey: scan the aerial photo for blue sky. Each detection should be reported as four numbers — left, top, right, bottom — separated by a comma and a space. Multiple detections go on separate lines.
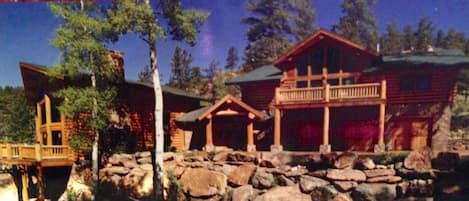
1, 0, 469, 86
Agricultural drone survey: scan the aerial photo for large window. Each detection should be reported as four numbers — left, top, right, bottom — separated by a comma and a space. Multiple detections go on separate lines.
327, 47, 340, 73
296, 55, 308, 76
41, 102, 46, 124
311, 48, 323, 74
51, 102, 61, 122
400, 74, 431, 91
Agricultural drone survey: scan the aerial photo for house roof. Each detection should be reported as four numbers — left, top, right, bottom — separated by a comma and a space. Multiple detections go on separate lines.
225, 65, 282, 85
274, 29, 379, 65
19, 62, 207, 101
176, 94, 264, 123
364, 49, 469, 73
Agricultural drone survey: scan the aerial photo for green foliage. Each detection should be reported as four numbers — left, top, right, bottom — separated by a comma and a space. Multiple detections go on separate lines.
225, 46, 239, 72
66, 189, 79, 201
168, 46, 198, 91
380, 21, 403, 55
0, 86, 35, 143
451, 95, 469, 137
443, 28, 466, 50
138, 65, 153, 84
69, 132, 92, 153
289, 155, 310, 167
415, 17, 434, 52
374, 152, 409, 165
166, 170, 185, 201
333, 0, 378, 49
289, 0, 317, 42
403, 25, 416, 50
435, 30, 445, 48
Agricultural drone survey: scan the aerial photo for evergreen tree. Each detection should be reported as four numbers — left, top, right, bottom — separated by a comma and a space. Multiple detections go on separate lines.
0, 86, 35, 143
225, 46, 239, 71
204, 59, 220, 102
465, 39, 469, 55
415, 17, 434, 52
444, 28, 466, 50
403, 25, 415, 51
108, 2, 208, 198
241, 0, 293, 71
168, 46, 193, 90
379, 21, 402, 55
138, 65, 153, 84
333, 0, 378, 49
289, 0, 317, 42
49, 2, 117, 199
435, 29, 445, 48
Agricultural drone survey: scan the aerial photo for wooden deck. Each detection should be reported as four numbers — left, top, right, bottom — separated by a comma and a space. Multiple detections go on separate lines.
275, 81, 386, 109
0, 143, 74, 167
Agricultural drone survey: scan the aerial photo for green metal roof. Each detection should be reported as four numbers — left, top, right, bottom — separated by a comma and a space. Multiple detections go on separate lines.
175, 105, 211, 123
226, 65, 282, 85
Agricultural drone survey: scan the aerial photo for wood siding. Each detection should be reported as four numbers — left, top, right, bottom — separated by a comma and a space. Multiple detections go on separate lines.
240, 81, 279, 111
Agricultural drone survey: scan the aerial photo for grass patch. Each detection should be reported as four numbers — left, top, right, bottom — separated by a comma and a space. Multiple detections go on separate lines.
374, 151, 410, 165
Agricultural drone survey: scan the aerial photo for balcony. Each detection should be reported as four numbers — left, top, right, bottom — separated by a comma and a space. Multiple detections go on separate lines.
275, 81, 386, 108
0, 143, 74, 167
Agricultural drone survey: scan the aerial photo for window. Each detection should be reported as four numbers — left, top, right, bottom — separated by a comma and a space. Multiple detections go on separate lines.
311, 48, 323, 74
327, 79, 339, 86
310, 80, 323, 87
342, 54, 355, 72
296, 55, 308, 76
343, 78, 355, 85
400, 74, 431, 91
296, 81, 308, 88
51, 102, 61, 122
41, 103, 46, 124
327, 48, 340, 73
52, 131, 62, 145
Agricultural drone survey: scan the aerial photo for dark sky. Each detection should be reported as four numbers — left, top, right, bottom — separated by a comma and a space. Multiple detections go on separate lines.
1, 0, 469, 86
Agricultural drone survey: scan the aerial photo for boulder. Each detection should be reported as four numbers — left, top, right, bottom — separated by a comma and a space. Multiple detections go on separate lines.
141, 164, 153, 172
137, 157, 152, 164
108, 153, 135, 166
351, 183, 396, 201
367, 175, 402, 183
102, 166, 129, 176
310, 185, 339, 201
122, 167, 153, 199
136, 151, 152, 158
355, 157, 376, 170
299, 175, 329, 193
232, 185, 255, 201
334, 152, 357, 169
284, 166, 308, 177
253, 185, 311, 201
122, 160, 139, 169
404, 147, 432, 170
0, 174, 18, 201
331, 193, 353, 201
277, 175, 295, 186
326, 169, 366, 182
260, 157, 282, 168
396, 168, 437, 180
185, 155, 205, 162
179, 168, 227, 197
228, 164, 257, 186
227, 152, 257, 163
251, 169, 275, 189
309, 169, 328, 179
320, 152, 339, 168
212, 151, 229, 162
363, 169, 396, 178
332, 181, 358, 192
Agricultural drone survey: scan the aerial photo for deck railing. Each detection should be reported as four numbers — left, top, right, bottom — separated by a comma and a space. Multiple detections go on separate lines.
276, 80, 386, 104
0, 143, 72, 162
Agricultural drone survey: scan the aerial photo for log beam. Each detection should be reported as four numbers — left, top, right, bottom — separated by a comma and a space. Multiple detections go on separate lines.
204, 115, 214, 152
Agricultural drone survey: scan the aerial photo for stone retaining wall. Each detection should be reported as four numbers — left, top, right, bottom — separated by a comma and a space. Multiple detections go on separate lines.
96, 147, 462, 201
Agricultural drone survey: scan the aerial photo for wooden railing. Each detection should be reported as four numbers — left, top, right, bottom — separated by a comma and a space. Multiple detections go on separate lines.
276, 80, 386, 104
0, 143, 71, 162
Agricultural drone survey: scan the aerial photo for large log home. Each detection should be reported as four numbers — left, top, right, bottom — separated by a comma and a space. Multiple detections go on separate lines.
180, 29, 468, 153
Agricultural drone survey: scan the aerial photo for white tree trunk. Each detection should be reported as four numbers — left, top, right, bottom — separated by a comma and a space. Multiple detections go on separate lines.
91, 72, 99, 201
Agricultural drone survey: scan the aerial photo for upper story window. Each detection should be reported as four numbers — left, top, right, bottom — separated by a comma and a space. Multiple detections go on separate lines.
296, 55, 308, 76
327, 47, 340, 73
400, 74, 431, 91
41, 102, 46, 125
51, 101, 61, 122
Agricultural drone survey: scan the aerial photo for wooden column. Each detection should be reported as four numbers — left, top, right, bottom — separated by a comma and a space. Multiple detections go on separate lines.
36, 103, 42, 145
320, 84, 331, 153
36, 165, 45, 201
375, 80, 387, 152
205, 115, 214, 151
247, 113, 256, 152
6, 144, 12, 160
45, 95, 52, 145
35, 143, 42, 161
21, 167, 29, 201
274, 108, 281, 146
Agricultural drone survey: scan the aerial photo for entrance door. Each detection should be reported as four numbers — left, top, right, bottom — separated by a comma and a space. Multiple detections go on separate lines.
392, 118, 431, 150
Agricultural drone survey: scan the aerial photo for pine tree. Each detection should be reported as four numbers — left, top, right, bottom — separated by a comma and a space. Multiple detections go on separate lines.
138, 65, 153, 84
333, 0, 378, 49
108, 1, 208, 199
403, 25, 415, 51
0, 86, 35, 143
225, 46, 239, 71
379, 21, 402, 55
465, 39, 469, 55
168, 46, 193, 90
415, 17, 434, 52
241, 0, 293, 71
49, 1, 117, 200
289, 0, 317, 42
435, 30, 445, 48
204, 60, 220, 102
444, 28, 466, 50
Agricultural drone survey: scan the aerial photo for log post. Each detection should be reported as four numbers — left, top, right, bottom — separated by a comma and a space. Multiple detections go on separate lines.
35, 143, 42, 161
18, 144, 23, 160
271, 108, 283, 152
45, 95, 52, 145
204, 115, 214, 152
36, 165, 45, 201
6, 144, 12, 160
247, 113, 256, 152
381, 80, 387, 99
320, 105, 331, 153
21, 167, 29, 201
375, 80, 387, 153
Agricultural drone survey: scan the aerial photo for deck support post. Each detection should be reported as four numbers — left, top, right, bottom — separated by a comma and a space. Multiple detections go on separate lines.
35, 143, 42, 161
21, 166, 29, 201
375, 80, 387, 153
271, 108, 283, 152
320, 84, 331, 153
204, 115, 214, 152
36, 165, 45, 201
45, 95, 52, 145
6, 144, 12, 160
247, 113, 256, 152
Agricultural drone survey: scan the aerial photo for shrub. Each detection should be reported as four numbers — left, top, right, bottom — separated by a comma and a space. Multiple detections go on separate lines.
374, 151, 409, 165
68, 132, 92, 153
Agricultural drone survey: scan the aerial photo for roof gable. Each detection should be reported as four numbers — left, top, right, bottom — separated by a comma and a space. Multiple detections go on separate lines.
197, 95, 263, 121
274, 29, 379, 65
